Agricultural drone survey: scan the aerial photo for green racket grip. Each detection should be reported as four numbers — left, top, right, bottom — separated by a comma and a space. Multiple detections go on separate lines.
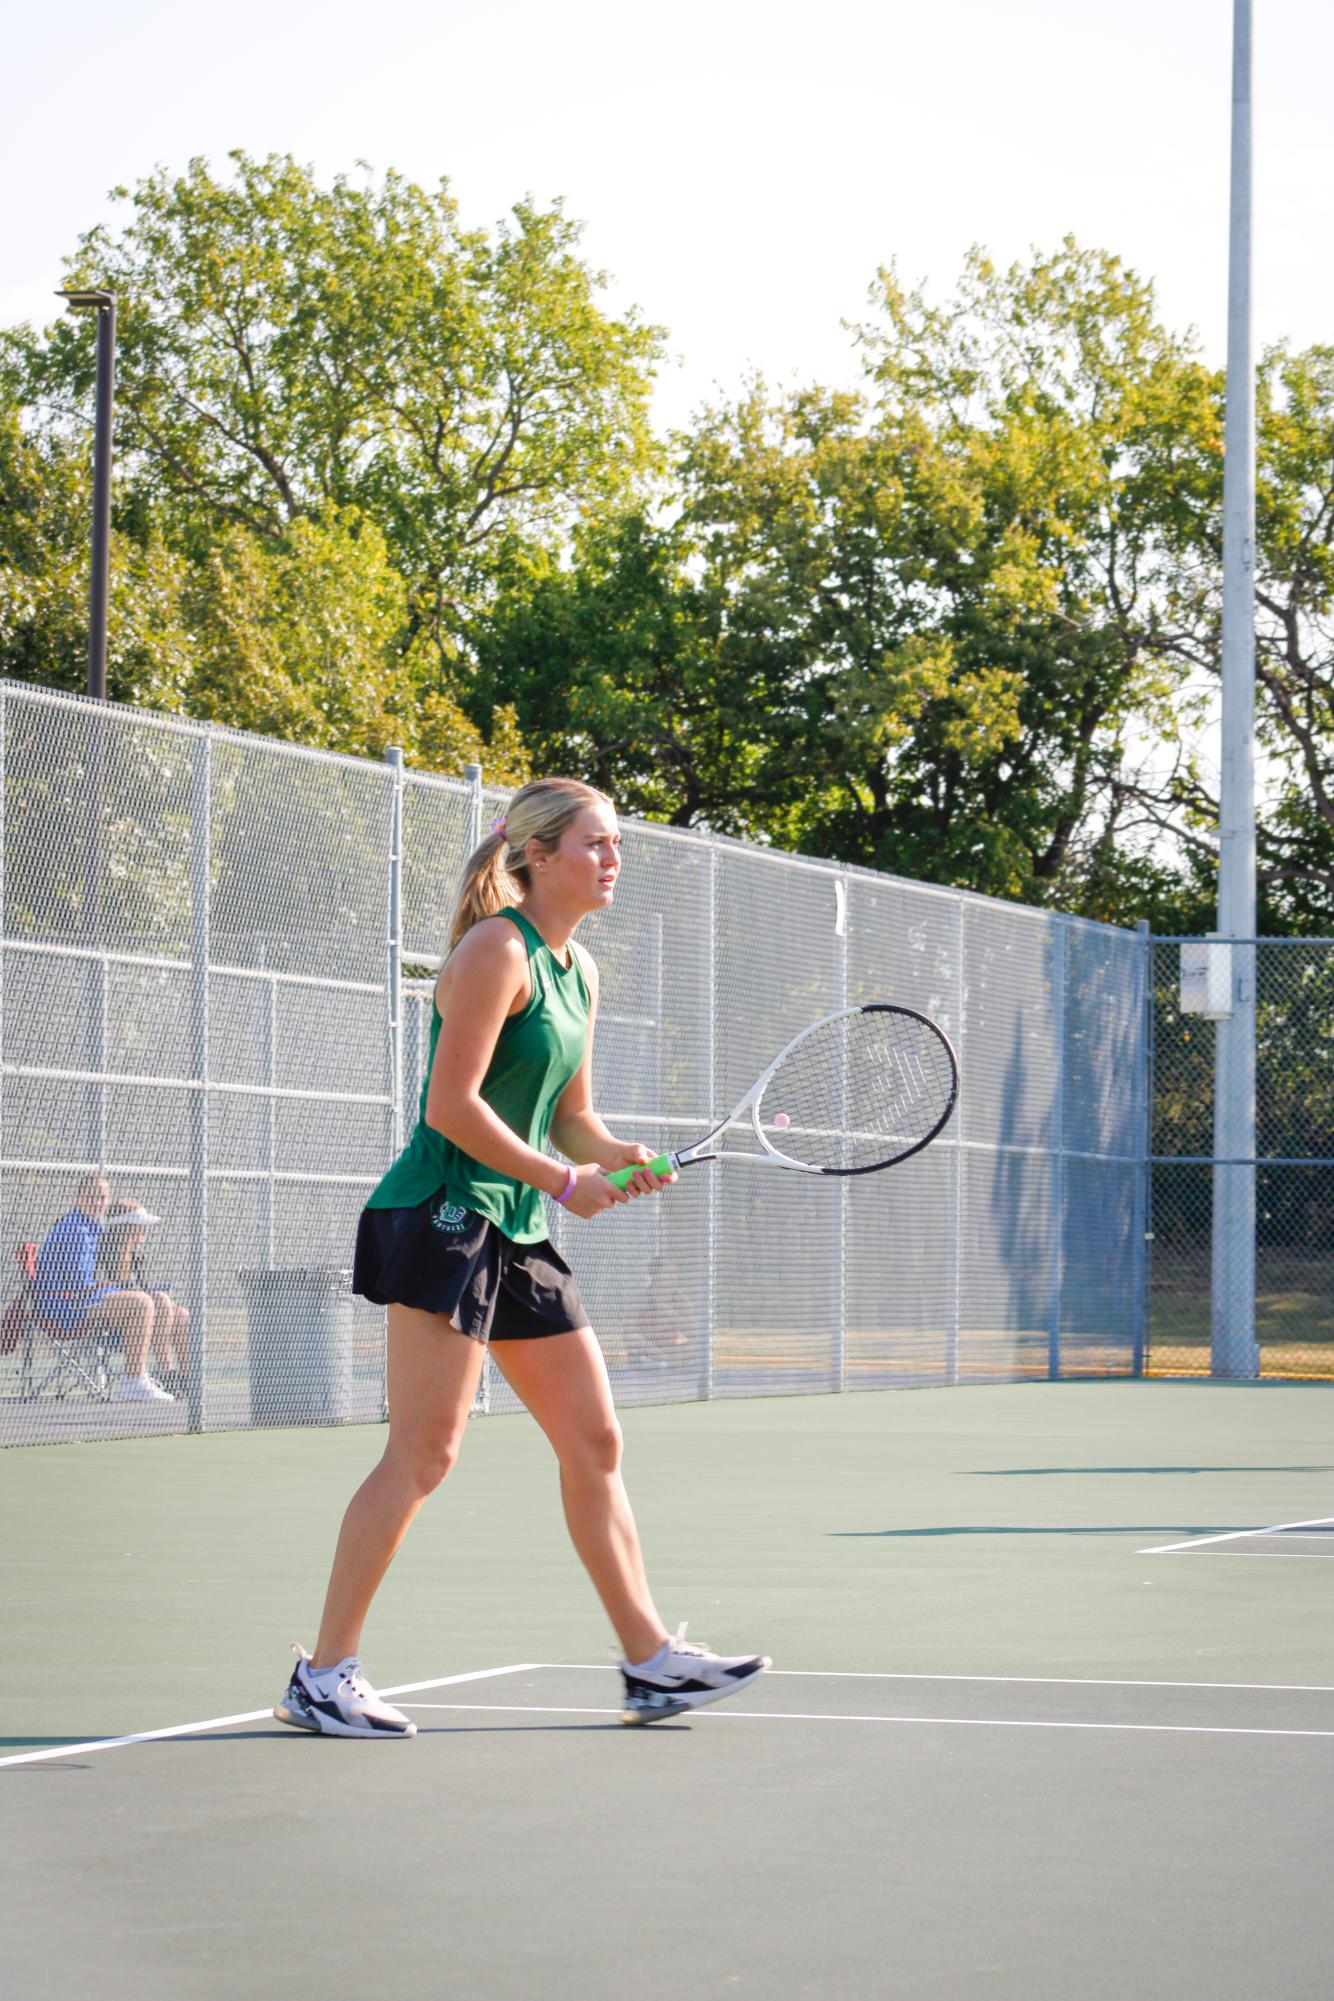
606, 1153, 675, 1191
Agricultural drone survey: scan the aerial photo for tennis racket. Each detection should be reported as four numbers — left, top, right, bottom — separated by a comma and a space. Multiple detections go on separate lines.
607, 1003, 958, 1187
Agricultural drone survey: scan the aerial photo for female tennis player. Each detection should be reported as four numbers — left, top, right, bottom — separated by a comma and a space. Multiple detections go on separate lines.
276, 778, 768, 1737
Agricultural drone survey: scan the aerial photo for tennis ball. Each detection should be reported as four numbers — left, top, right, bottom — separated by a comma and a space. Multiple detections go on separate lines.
772, 1112, 791, 1127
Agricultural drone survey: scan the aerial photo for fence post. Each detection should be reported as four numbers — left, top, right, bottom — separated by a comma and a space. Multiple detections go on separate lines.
1212, 0, 1259, 1381
947, 896, 964, 1385
257, 940, 276, 1267
702, 842, 717, 1401
1212, 938, 1258, 1376
84, 701, 108, 1174
94, 956, 109, 1170
464, 762, 483, 857
385, 749, 405, 1158
650, 910, 665, 1275
381, 748, 405, 1425
462, 762, 491, 1413
834, 875, 848, 1394
186, 730, 211, 1433
1047, 917, 1068, 1381
1134, 922, 1152, 1376
0, 685, 6, 1246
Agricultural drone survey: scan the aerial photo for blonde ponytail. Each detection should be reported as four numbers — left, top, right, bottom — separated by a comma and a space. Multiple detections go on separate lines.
446, 777, 612, 953
447, 828, 520, 950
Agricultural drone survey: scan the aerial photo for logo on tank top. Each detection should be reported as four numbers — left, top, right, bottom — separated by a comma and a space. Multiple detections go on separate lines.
430, 1198, 472, 1235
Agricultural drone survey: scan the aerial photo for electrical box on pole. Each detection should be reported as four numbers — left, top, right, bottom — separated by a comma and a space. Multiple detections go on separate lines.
1180, 937, 1234, 1019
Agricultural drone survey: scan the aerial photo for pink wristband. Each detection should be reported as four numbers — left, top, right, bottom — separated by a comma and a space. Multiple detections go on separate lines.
554, 1163, 578, 1205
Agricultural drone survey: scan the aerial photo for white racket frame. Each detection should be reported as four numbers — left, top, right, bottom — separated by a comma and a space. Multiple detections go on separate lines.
663, 1002, 959, 1178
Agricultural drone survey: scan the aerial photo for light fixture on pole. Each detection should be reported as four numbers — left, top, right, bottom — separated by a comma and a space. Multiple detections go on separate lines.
56, 288, 117, 703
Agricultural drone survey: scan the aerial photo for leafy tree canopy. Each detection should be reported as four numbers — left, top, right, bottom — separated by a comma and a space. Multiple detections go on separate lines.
5, 178, 1334, 934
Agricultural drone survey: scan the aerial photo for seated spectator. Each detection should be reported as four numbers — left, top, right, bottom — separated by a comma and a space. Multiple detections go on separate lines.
33, 1173, 173, 1403
622, 1252, 697, 1371
95, 1199, 190, 1398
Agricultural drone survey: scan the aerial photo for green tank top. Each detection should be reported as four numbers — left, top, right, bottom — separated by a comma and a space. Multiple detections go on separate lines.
366, 907, 591, 1243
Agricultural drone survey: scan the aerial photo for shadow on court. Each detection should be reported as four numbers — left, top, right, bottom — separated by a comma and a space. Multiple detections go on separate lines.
832, 1523, 1238, 1536
970, 1463, 1334, 1475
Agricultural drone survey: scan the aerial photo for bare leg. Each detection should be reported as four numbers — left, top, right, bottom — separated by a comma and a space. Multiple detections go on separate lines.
149, 1293, 179, 1372
311, 1306, 483, 1669
489, 1327, 669, 1665
94, 1292, 154, 1376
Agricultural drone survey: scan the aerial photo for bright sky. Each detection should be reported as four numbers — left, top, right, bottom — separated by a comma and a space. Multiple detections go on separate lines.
5, 0, 1332, 435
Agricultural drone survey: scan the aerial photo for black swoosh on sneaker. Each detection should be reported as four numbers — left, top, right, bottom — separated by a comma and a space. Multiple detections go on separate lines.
307, 1690, 408, 1733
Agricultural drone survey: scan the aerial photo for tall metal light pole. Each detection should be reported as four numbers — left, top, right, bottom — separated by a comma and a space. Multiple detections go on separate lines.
56, 288, 117, 702
1212, 0, 1259, 1378
58, 288, 117, 968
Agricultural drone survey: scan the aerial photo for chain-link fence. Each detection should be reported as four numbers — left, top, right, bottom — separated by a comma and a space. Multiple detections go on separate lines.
0, 681, 1148, 1446
1149, 938, 1334, 1380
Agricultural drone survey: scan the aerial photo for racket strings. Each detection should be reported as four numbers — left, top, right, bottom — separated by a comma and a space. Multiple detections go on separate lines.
758, 1008, 956, 1171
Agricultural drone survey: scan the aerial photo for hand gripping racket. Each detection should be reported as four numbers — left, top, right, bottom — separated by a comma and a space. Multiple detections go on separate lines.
607, 1003, 958, 1187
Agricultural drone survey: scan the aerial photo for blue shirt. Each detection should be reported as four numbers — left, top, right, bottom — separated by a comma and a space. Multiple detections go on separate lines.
35, 1210, 107, 1309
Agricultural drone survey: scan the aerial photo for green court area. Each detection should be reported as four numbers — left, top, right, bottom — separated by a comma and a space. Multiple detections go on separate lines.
5, 1382, 1334, 2000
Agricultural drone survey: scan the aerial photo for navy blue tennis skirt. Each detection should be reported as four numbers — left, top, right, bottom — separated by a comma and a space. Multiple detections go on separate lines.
353, 1191, 587, 1342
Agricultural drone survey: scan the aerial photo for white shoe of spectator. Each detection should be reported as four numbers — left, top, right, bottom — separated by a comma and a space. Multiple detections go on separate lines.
113, 1374, 175, 1402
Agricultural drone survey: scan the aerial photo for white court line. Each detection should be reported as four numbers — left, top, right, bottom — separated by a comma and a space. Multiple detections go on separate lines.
0, 1664, 539, 1771
403, 1700, 1334, 1742
1175, 1550, 1334, 1560
551, 1665, 1334, 1693
11, 1661, 1332, 1771
1140, 1516, 1334, 1554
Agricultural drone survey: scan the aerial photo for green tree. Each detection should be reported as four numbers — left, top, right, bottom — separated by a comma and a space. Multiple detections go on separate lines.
1162, 343, 1334, 932
10, 186, 1333, 936
678, 376, 1029, 870
818, 240, 1218, 908
6, 152, 662, 727
0, 359, 92, 689
4, 154, 656, 776
474, 507, 824, 833
184, 510, 422, 751
479, 243, 1224, 914
0, 366, 197, 706
498, 240, 1224, 916
184, 508, 531, 777
28, 154, 663, 566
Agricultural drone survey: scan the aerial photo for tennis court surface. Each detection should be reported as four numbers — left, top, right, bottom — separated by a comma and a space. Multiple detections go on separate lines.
6, 1381, 1333, 1999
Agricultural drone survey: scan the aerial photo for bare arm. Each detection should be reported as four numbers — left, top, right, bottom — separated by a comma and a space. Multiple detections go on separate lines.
550, 947, 673, 1190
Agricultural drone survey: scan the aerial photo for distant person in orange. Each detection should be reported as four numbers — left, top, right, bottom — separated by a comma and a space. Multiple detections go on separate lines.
32, 1174, 173, 1402
95, 1199, 190, 1398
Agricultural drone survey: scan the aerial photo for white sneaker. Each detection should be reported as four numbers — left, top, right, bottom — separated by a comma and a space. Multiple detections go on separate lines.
620, 1623, 770, 1725
273, 1645, 416, 1739
113, 1374, 175, 1403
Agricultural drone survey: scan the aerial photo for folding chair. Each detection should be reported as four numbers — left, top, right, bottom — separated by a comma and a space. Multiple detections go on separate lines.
12, 1244, 116, 1403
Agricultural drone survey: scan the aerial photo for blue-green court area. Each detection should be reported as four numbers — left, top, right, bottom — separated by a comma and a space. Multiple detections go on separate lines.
5, 1382, 1333, 2000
